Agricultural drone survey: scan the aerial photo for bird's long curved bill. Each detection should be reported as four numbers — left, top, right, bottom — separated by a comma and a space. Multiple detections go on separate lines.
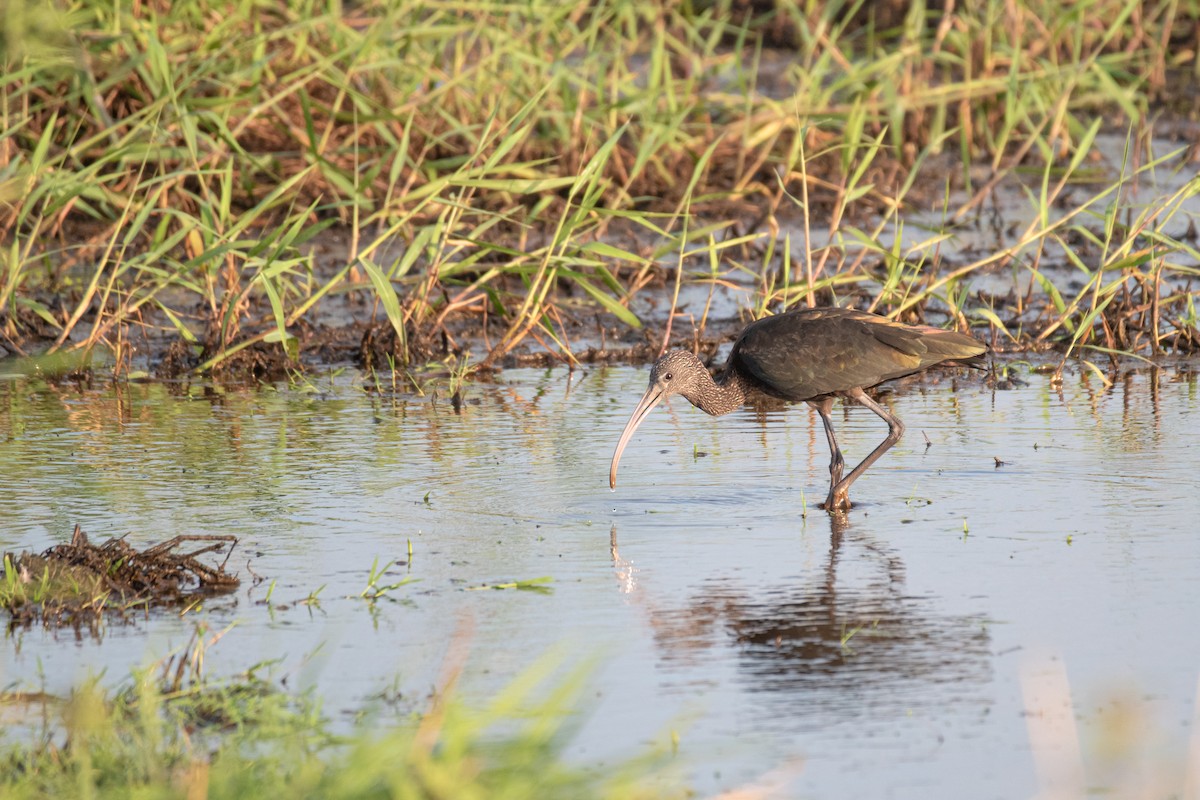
609, 385, 665, 490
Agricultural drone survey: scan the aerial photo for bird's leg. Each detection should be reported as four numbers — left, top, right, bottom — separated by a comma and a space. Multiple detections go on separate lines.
826, 388, 905, 511
806, 398, 844, 484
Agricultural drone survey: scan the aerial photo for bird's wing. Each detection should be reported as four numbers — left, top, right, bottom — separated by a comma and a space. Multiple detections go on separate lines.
730, 309, 980, 399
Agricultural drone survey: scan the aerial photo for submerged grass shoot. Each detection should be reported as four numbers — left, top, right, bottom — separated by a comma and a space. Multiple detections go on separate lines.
467, 576, 555, 593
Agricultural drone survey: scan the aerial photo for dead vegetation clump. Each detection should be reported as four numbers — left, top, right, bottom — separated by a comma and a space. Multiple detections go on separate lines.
1, 525, 240, 632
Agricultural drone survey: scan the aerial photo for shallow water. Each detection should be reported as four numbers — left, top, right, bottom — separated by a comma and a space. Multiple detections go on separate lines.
1, 363, 1199, 797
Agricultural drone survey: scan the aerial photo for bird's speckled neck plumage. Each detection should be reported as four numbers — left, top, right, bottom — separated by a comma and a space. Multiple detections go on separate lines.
690, 364, 752, 417
650, 349, 752, 417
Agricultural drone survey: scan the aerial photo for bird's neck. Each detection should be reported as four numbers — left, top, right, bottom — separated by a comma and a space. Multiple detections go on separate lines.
690, 368, 750, 417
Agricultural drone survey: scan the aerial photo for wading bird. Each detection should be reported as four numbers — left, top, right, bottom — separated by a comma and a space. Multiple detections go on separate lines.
609, 307, 987, 511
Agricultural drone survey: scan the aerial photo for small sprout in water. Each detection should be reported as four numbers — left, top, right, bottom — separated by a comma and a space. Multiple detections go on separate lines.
407, 538, 413, 560
840, 623, 864, 651
670, 730, 680, 755
359, 557, 413, 601
301, 585, 326, 607
904, 487, 932, 507
962, 518, 969, 539
180, 597, 204, 616
423, 491, 431, 505
1066, 535, 1073, 545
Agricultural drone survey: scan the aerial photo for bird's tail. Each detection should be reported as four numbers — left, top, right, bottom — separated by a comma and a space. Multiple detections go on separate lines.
911, 325, 990, 369
951, 352, 991, 370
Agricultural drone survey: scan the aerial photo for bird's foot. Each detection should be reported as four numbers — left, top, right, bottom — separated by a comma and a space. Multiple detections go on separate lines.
816, 494, 854, 513
819, 489, 851, 512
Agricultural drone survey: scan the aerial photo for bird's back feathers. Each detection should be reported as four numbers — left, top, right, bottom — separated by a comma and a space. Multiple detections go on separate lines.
727, 307, 987, 401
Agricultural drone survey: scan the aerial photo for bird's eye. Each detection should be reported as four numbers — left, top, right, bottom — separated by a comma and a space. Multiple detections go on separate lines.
664, 372, 673, 381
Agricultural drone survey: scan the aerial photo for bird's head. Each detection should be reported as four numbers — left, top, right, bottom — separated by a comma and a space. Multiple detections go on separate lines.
647, 350, 707, 405
609, 350, 708, 489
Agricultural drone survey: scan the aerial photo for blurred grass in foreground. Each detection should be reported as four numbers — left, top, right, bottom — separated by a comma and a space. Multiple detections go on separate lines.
0, 627, 683, 799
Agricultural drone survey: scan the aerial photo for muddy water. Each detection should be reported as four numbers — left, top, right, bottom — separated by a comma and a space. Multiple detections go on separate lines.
1, 364, 1199, 797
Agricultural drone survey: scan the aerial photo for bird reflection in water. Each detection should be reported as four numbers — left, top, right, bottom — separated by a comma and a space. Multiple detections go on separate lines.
609, 516, 991, 719
610, 525, 638, 595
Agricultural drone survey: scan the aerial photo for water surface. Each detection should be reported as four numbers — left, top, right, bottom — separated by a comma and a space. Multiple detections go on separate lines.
1, 364, 1198, 797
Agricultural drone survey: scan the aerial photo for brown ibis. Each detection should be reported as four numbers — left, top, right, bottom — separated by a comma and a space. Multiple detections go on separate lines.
609, 306, 988, 511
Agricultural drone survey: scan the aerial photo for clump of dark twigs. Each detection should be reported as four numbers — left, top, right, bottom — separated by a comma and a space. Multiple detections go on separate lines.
1, 525, 240, 631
